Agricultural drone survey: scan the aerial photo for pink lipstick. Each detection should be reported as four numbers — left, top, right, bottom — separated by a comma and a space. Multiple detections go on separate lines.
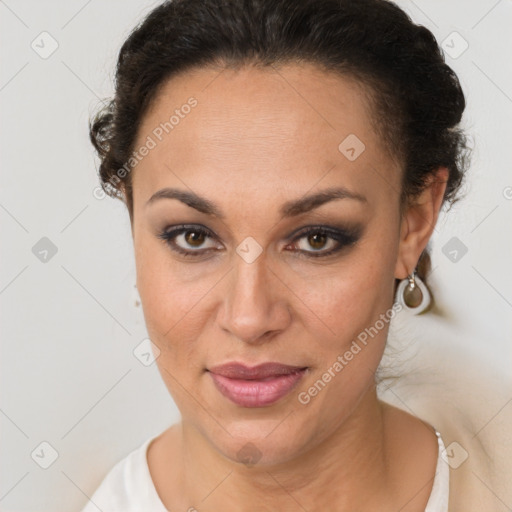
207, 362, 308, 407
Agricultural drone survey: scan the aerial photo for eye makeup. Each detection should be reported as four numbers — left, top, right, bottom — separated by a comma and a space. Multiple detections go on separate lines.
155, 222, 364, 260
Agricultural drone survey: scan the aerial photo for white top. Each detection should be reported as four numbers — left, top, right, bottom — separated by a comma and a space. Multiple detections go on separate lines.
81, 430, 449, 512
425, 430, 450, 512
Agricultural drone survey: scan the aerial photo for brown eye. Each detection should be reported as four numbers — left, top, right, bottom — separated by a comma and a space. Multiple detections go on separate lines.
184, 230, 207, 247
287, 226, 361, 258
307, 232, 329, 250
156, 225, 219, 257
292, 229, 338, 254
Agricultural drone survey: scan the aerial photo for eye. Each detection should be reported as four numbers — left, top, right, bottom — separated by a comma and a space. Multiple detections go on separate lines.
157, 224, 361, 260
156, 225, 219, 258
285, 226, 360, 258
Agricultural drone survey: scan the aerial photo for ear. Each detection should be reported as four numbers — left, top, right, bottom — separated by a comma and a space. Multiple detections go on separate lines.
394, 167, 449, 279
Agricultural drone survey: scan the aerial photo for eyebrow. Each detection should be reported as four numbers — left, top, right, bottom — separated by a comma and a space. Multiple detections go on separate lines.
145, 186, 367, 219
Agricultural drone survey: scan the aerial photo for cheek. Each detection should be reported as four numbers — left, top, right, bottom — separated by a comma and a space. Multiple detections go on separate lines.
292, 270, 390, 382
291, 265, 395, 433
134, 234, 225, 403
135, 233, 210, 340
135, 247, 209, 406
294, 240, 396, 349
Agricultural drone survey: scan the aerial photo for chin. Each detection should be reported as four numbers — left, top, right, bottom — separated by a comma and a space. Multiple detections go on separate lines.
203, 417, 315, 468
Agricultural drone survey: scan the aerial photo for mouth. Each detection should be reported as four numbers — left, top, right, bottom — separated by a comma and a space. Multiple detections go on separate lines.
207, 362, 309, 408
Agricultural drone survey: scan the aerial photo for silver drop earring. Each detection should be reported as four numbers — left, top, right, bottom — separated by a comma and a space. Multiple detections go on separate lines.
397, 269, 431, 314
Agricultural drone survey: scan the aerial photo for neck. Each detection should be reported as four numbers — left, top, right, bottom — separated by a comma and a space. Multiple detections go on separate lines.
178, 384, 393, 511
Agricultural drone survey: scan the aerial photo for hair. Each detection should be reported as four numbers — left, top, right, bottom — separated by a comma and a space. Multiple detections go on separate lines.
89, 0, 470, 309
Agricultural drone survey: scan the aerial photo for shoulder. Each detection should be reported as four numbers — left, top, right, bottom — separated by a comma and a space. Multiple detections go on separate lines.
378, 338, 512, 510
81, 436, 166, 512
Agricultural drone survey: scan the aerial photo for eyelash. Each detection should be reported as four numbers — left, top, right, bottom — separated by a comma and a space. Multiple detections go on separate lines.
156, 224, 360, 260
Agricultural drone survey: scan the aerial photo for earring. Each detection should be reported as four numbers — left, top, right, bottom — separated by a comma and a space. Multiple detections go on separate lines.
397, 270, 431, 314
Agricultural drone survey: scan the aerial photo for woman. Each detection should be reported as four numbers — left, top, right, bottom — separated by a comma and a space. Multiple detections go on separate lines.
84, 0, 511, 510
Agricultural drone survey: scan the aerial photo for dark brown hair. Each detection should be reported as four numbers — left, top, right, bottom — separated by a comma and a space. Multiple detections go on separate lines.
89, 0, 470, 308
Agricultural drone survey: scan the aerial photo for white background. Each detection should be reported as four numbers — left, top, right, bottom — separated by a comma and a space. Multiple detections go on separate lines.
1, 1, 511, 510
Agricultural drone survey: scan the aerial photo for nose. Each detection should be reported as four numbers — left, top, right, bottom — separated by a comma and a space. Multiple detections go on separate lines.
218, 254, 291, 345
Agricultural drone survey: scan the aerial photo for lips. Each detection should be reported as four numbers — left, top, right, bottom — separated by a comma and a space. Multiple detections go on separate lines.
207, 362, 308, 407
209, 362, 307, 379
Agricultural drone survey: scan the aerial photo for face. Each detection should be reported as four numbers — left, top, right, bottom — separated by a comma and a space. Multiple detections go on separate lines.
130, 63, 405, 466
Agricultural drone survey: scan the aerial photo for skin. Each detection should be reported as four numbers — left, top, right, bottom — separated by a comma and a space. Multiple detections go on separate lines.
127, 62, 448, 511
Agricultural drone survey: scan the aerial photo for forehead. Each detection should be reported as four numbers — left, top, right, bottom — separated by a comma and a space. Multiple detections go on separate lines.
131, 63, 400, 210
